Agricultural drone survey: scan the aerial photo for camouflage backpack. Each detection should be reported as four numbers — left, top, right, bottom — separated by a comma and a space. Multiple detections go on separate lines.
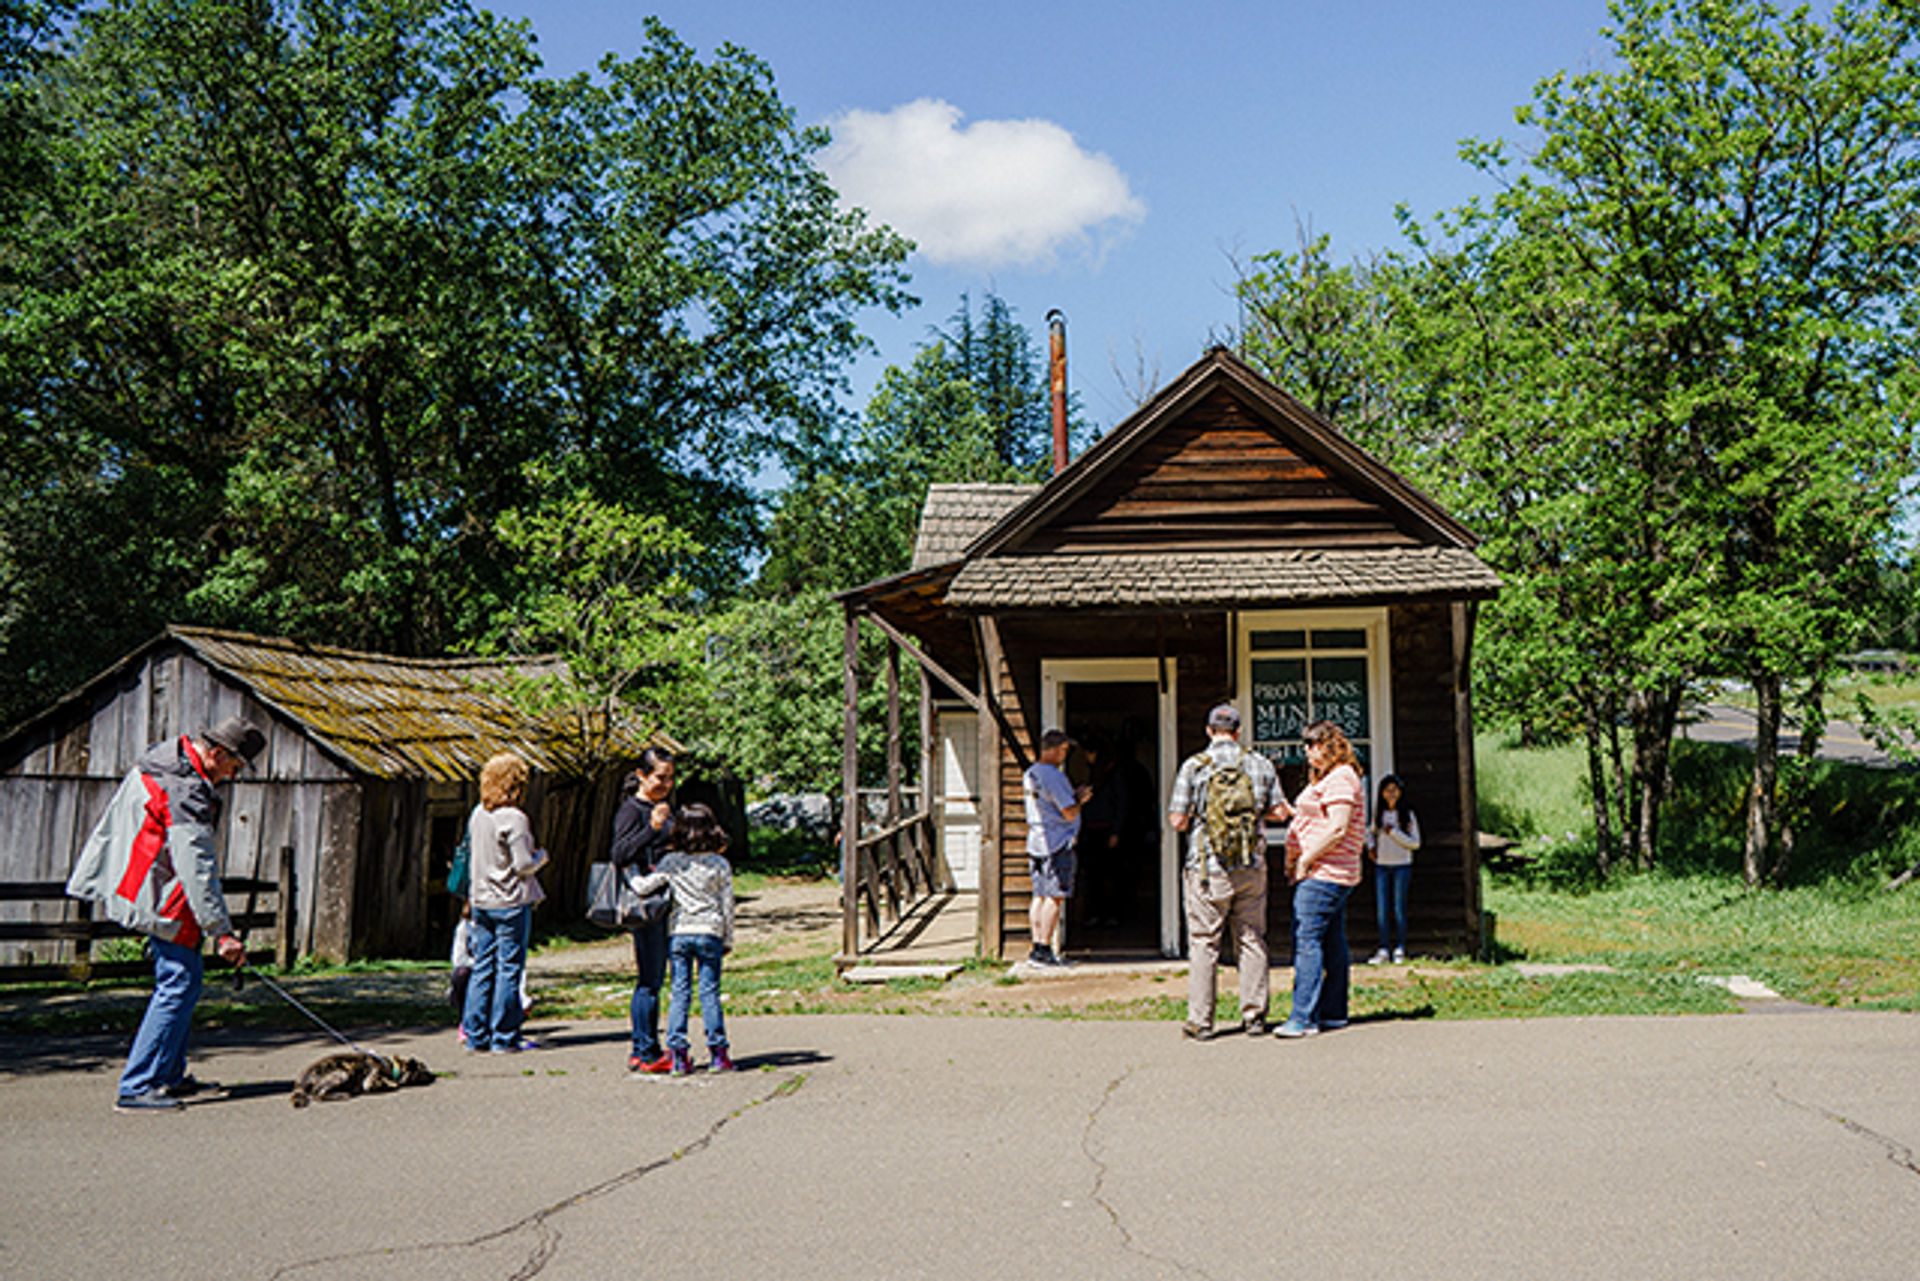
1191, 748, 1260, 869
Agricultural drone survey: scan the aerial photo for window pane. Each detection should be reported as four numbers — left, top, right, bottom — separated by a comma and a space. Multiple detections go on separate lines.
1310, 655, 1369, 741
1310, 628, 1367, 649
1248, 629, 1305, 652
1250, 657, 1308, 744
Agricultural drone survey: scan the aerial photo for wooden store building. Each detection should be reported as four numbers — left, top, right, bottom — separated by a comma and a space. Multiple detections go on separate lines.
836, 347, 1502, 963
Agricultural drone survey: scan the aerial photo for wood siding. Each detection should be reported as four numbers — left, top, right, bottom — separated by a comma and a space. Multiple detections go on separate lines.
974, 607, 1482, 960
1022, 391, 1432, 555
0, 644, 350, 964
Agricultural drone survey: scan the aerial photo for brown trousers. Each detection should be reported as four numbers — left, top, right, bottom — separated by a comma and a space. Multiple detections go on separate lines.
1183, 862, 1269, 1029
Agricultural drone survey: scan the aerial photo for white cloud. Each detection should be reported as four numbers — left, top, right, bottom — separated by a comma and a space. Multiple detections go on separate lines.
820, 98, 1146, 270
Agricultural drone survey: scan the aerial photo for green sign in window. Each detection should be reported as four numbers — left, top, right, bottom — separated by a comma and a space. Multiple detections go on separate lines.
1250, 651, 1372, 773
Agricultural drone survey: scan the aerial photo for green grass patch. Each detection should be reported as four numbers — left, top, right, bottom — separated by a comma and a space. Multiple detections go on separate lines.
1488, 872, 1920, 1008
1477, 729, 1920, 891
1475, 731, 1594, 846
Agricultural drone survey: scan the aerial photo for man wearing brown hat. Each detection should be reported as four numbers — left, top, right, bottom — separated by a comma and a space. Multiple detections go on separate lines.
67, 716, 265, 1110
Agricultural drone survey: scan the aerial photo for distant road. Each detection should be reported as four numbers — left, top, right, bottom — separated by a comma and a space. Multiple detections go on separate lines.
1682, 702, 1908, 768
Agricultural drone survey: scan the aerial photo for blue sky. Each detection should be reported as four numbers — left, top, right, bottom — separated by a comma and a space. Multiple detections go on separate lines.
487, 1, 1618, 430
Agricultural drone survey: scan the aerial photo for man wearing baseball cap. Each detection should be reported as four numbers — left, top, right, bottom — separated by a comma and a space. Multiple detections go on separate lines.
1167, 703, 1288, 1039
68, 715, 266, 1110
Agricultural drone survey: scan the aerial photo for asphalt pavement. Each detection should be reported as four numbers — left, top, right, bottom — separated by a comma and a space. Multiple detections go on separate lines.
3, 1008, 1917, 1280
1684, 702, 1907, 768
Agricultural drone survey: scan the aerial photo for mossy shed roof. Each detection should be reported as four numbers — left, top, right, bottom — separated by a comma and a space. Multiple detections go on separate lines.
5, 626, 668, 782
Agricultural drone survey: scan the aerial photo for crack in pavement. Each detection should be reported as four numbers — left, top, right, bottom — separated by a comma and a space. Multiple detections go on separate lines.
1770, 1081, 1920, 1180
1081, 1065, 1217, 1281
266, 1072, 809, 1281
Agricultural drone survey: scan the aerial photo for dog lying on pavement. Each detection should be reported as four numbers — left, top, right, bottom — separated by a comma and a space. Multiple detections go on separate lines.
290, 1052, 433, 1107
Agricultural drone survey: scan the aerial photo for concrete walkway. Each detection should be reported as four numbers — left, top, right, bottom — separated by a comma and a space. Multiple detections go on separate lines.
4, 1009, 1916, 1280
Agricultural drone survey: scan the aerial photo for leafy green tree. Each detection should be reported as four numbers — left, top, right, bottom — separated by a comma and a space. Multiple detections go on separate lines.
1239, 0, 1920, 884
476, 483, 700, 774
1512, 0, 1920, 883
0, 0, 911, 723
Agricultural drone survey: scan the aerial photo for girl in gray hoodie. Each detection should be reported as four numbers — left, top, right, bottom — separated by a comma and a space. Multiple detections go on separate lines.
629, 803, 736, 1075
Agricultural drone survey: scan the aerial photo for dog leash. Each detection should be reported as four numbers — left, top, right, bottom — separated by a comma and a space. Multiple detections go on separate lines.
236, 964, 378, 1060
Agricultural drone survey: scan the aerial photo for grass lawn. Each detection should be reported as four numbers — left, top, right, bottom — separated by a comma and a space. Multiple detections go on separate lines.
1486, 873, 1920, 1011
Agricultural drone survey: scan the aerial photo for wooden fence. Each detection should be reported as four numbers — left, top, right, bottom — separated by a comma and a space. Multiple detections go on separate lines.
850, 808, 941, 942
0, 845, 296, 982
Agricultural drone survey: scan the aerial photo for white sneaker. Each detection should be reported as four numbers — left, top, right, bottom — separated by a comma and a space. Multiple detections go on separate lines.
1392, 948, 1407, 963
1367, 949, 1390, 965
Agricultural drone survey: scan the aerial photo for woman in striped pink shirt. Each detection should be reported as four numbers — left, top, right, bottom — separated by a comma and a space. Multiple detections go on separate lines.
1274, 721, 1368, 1039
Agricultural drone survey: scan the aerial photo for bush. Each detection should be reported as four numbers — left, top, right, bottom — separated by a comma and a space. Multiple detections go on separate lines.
736, 826, 837, 878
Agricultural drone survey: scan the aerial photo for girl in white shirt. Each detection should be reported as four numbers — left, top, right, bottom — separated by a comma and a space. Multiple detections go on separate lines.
1366, 774, 1420, 963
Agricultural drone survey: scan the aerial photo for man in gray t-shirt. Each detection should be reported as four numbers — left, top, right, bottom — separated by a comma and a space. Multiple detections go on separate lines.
1023, 728, 1090, 967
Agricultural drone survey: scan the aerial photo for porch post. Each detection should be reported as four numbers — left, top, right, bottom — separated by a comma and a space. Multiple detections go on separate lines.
840, 606, 861, 959
1453, 600, 1484, 953
921, 666, 951, 890
976, 615, 1007, 959
886, 638, 903, 827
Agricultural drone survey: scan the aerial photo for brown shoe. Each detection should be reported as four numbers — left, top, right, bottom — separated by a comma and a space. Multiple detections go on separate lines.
1182, 1023, 1217, 1042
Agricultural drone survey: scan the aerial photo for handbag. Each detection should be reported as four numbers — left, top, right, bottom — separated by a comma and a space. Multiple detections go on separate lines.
585, 861, 666, 929
447, 832, 471, 899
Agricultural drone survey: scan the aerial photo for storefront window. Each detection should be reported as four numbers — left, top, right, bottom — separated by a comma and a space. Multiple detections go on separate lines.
1247, 627, 1374, 788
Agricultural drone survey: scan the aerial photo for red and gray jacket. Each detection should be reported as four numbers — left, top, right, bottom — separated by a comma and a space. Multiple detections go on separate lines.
65, 736, 235, 948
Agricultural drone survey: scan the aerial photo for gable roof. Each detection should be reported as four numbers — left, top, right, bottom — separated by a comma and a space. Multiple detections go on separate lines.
967, 346, 1480, 561
3, 626, 665, 781
859, 348, 1499, 613
910, 483, 1039, 569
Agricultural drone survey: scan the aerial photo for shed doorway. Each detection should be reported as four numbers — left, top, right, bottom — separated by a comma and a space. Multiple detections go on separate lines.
1041, 658, 1180, 957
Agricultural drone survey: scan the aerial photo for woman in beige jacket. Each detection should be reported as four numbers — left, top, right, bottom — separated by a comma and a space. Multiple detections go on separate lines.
461, 752, 549, 1053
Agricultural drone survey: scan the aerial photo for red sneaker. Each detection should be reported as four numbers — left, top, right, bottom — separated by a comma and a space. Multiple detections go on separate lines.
629, 1051, 672, 1075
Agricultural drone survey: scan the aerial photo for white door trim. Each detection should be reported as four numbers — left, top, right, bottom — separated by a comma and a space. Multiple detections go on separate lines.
1040, 658, 1180, 957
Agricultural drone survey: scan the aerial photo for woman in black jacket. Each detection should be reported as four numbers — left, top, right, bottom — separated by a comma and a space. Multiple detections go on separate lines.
611, 746, 676, 1072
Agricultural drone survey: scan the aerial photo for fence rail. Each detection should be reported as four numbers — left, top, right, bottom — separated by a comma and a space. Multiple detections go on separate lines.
0, 845, 295, 983
851, 809, 943, 943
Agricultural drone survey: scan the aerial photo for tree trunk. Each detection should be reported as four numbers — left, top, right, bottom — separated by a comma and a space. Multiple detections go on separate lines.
1631, 682, 1682, 872
1744, 671, 1782, 886
1769, 678, 1824, 885
1583, 706, 1616, 879
1612, 702, 1639, 869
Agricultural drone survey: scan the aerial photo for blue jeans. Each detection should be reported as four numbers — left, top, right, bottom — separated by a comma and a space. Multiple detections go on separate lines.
1375, 863, 1411, 953
1289, 878, 1352, 1029
666, 933, 727, 1052
462, 905, 531, 1050
119, 937, 202, 1098
629, 915, 669, 1057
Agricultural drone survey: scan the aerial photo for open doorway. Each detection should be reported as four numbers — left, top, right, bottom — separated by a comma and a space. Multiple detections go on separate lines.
1057, 680, 1163, 954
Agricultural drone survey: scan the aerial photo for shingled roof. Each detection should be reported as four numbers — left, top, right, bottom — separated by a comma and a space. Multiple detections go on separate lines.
909, 483, 1039, 569
8, 626, 664, 781
945, 547, 1501, 609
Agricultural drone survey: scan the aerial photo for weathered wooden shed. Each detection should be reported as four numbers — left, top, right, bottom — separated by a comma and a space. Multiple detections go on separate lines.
0, 626, 659, 962
837, 347, 1502, 962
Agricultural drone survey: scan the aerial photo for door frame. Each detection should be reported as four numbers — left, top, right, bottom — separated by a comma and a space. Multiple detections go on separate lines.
1040, 658, 1180, 957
